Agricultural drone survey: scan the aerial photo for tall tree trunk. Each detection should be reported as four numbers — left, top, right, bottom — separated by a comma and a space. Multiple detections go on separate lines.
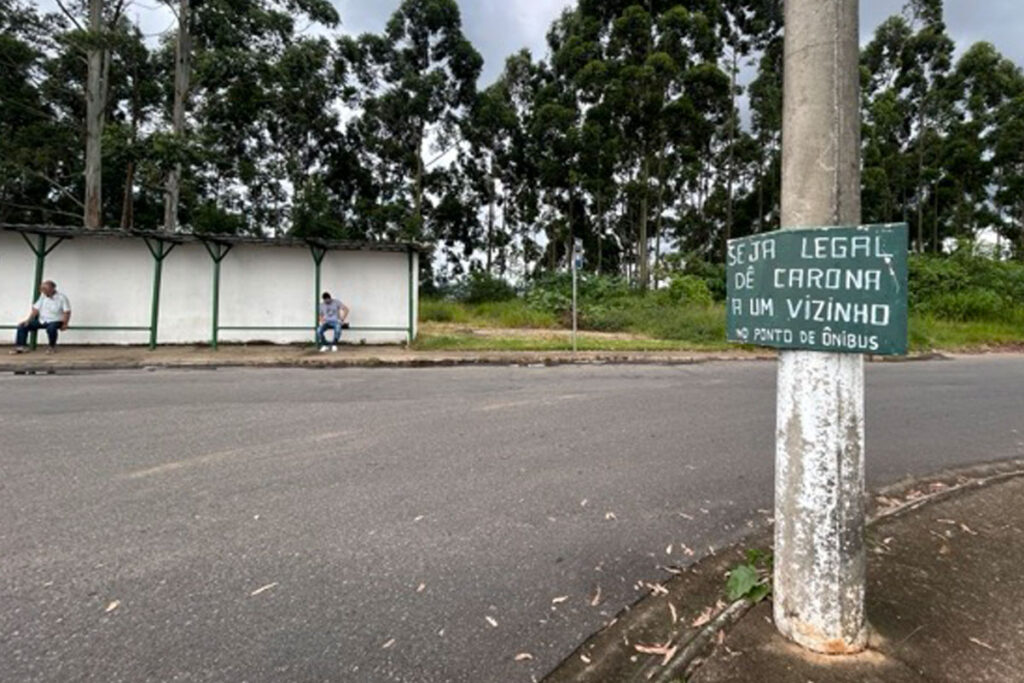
753, 163, 761, 233
120, 162, 135, 229
120, 57, 142, 229
916, 109, 926, 252
932, 180, 939, 252
486, 174, 494, 273
725, 49, 737, 260
653, 149, 665, 288
84, 0, 105, 229
638, 153, 650, 290
596, 192, 603, 275
412, 125, 424, 239
164, 0, 190, 232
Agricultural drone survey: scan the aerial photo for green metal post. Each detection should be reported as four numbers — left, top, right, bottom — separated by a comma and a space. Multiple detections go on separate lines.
212, 257, 221, 349
202, 242, 232, 349
310, 245, 327, 344
407, 249, 415, 345
29, 233, 46, 349
144, 238, 177, 350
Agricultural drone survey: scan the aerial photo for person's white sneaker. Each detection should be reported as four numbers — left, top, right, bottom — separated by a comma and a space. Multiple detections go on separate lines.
319, 346, 328, 353
331, 345, 338, 352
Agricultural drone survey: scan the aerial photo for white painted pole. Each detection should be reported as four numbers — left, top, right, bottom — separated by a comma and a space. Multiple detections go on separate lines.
773, 0, 868, 654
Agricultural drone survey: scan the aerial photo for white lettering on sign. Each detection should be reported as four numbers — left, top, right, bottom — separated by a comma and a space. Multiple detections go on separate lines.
785, 298, 891, 326
753, 327, 794, 344
799, 235, 894, 259
728, 238, 777, 266
773, 268, 882, 291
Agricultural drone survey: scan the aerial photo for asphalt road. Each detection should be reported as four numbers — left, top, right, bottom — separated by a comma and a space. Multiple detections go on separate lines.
2, 357, 1023, 683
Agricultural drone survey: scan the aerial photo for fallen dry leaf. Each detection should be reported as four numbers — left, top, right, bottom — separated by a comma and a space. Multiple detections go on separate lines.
551, 595, 569, 605
105, 600, 120, 613
692, 606, 714, 627
590, 585, 602, 607
716, 630, 725, 645
969, 637, 995, 651
646, 582, 669, 596
959, 523, 978, 536
605, 511, 617, 521
485, 616, 498, 628
666, 544, 673, 555
634, 642, 678, 666
669, 602, 678, 625
416, 583, 426, 593
580, 654, 591, 664
382, 638, 395, 649
413, 515, 425, 522
514, 653, 534, 662
249, 582, 278, 597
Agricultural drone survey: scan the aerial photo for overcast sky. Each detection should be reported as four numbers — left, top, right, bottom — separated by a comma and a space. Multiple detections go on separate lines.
44, 0, 1023, 86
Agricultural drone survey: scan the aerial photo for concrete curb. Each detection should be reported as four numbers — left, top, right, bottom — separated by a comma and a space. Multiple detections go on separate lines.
542, 456, 1024, 683
0, 350, 955, 373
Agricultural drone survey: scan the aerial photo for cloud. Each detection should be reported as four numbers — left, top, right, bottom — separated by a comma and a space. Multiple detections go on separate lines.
861, 0, 1024, 65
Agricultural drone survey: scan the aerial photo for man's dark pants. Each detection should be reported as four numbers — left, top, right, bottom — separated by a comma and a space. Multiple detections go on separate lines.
16, 320, 62, 348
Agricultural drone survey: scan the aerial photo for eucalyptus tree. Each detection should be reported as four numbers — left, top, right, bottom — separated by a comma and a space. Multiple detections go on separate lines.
164, 0, 339, 233
992, 91, 1024, 257
48, 0, 128, 228
346, 0, 482, 245
943, 41, 1024, 243
861, 0, 954, 249
0, 0, 81, 223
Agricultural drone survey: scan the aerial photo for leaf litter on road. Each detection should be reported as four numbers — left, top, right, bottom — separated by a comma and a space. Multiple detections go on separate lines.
105, 600, 120, 613
249, 582, 278, 597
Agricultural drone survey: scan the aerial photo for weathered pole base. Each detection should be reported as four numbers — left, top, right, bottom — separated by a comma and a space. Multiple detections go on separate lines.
774, 350, 868, 654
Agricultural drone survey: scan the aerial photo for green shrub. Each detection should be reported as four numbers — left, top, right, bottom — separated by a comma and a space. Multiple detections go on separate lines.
419, 298, 470, 323
909, 253, 1024, 322
681, 258, 727, 301
453, 271, 517, 304
665, 274, 714, 306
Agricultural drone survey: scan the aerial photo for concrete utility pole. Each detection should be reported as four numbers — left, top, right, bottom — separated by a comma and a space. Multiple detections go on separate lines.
774, 0, 868, 654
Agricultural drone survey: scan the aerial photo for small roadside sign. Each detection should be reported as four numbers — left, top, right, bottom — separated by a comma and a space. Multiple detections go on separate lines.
726, 223, 909, 355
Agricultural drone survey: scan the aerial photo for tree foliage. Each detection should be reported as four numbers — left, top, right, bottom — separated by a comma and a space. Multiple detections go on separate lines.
3, 0, 1024, 285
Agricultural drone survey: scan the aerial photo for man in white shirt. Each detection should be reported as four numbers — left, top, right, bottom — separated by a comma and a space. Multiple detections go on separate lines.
11, 280, 72, 354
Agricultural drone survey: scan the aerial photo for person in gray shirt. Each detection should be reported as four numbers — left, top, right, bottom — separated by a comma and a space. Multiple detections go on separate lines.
317, 291, 349, 352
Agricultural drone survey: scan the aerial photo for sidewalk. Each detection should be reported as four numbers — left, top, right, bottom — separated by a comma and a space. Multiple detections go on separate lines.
544, 461, 1024, 683
0, 344, 775, 371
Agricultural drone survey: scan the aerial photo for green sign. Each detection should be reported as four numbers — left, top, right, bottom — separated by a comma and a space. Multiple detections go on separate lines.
727, 224, 909, 355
